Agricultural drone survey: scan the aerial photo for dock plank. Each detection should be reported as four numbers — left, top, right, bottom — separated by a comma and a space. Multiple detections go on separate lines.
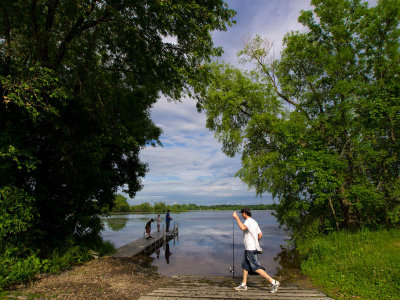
138, 276, 332, 300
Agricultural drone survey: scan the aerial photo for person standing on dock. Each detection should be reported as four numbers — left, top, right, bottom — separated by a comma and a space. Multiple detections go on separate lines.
156, 214, 161, 232
145, 218, 155, 239
166, 210, 173, 232
233, 208, 280, 294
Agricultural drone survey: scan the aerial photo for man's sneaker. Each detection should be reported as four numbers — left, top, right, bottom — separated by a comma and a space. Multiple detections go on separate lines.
270, 280, 280, 293
234, 283, 247, 291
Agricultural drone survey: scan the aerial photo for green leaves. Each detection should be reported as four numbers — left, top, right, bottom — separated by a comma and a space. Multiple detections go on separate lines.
1, 65, 69, 121
198, 62, 282, 157
197, 0, 400, 238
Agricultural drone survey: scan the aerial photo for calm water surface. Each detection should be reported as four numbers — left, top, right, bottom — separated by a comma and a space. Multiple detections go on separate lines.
101, 210, 289, 277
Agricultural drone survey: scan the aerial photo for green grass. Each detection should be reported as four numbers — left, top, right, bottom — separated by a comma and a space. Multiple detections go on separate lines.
297, 229, 400, 299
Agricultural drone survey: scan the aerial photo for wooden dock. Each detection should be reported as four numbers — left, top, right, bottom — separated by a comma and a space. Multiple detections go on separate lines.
112, 228, 178, 257
138, 276, 333, 300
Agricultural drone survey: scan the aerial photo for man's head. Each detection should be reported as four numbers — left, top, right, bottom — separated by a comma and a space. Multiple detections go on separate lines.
239, 207, 252, 217
150, 218, 154, 222
167, 210, 170, 212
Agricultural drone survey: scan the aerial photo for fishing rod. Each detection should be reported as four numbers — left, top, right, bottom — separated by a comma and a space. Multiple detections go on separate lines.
229, 210, 235, 277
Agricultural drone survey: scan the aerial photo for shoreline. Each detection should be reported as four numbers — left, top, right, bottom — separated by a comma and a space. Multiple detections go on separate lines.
108, 208, 276, 215
8, 255, 174, 300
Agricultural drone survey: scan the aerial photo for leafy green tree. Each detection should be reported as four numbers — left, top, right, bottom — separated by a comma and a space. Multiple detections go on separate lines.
0, 0, 235, 248
111, 194, 130, 213
138, 202, 152, 212
196, 0, 400, 238
153, 201, 167, 212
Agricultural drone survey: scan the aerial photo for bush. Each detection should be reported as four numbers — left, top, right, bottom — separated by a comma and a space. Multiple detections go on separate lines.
0, 254, 42, 289
0, 238, 115, 291
0, 186, 39, 252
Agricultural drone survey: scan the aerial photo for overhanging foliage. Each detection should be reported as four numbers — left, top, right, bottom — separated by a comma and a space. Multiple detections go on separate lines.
0, 0, 235, 248
196, 0, 400, 238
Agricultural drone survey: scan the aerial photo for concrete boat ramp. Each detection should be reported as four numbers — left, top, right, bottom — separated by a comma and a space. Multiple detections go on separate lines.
139, 276, 333, 300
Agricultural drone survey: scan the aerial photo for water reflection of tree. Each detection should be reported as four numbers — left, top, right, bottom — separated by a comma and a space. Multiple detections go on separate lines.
274, 244, 299, 271
106, 217, 128, 231
274, 244, 305, 282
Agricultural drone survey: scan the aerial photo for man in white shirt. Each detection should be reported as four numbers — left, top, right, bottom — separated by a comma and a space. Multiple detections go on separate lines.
233, 207, 280, 293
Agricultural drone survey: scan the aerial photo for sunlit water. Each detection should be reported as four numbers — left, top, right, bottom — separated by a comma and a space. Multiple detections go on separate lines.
101, 210, 289, 277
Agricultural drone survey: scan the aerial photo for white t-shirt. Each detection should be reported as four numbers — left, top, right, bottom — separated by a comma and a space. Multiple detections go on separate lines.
243, 217, 262, 251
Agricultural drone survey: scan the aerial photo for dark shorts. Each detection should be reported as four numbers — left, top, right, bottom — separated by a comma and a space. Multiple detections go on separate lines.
242, 250, 265, 273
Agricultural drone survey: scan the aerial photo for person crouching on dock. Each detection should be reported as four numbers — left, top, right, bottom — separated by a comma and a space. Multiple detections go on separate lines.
145, 218, 155, 239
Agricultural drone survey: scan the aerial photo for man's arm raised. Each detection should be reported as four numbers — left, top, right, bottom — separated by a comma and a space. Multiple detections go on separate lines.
233, 211, 248, 231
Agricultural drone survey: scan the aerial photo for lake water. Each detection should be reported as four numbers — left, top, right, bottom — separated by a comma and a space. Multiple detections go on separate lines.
101, 210, 289, 277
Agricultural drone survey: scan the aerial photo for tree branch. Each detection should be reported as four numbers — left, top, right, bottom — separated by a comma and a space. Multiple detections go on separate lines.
300, 63, 324, 114
253, 53, 300, 108
31, 0, 40, 46
36, 0, 60, 63
328, 197, 340, 232
45, 0, 60, 32
2, 8, 11, 74
340, 133, 349, 158
56, 1, 111, 65
239, 105, 253, 118
389, 115, 396, 142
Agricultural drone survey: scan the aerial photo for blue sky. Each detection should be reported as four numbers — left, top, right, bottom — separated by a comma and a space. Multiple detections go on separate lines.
128, 0, 378, 206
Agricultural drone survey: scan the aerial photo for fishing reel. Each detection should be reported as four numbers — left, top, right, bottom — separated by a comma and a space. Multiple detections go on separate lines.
229, 266, 235, 274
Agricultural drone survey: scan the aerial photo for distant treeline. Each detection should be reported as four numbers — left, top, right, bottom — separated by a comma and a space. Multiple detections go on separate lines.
111, 194, 275, 213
